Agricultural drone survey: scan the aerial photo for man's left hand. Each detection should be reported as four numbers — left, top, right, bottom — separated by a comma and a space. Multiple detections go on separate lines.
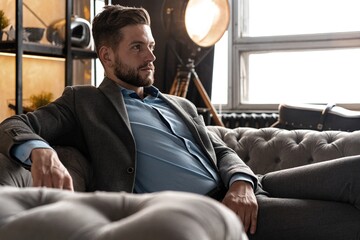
222, 180, 258, 234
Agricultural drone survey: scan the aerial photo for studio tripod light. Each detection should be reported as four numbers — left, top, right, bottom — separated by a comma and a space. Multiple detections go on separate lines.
163, 0, 230, 127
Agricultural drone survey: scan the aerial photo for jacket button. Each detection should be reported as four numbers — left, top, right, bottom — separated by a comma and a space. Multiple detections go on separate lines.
127, 167, 135, 174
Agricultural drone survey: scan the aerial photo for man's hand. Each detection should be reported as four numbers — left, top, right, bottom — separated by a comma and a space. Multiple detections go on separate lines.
30, 148, 74, 191
222, 180, 258, 234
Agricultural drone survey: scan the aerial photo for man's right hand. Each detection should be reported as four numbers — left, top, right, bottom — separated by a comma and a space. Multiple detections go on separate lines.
30, 148, 74, 191
222, 180, 258, 235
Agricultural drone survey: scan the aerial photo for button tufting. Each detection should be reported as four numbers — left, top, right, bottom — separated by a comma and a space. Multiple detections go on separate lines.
295, 137, 303, 144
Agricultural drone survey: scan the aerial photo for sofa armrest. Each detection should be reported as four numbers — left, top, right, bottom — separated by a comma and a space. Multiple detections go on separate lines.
0, 146, 91, 192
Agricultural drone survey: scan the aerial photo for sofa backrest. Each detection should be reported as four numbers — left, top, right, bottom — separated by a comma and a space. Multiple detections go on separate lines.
207, 126, 360, 174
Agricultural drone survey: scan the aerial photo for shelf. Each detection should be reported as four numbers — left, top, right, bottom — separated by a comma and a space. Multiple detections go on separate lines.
0, 41, 97, 59
3, 0, 99, 115
72, 47, 98, 59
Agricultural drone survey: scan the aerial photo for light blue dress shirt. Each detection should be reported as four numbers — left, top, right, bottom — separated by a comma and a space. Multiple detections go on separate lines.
122, 86, 254, 194
11, 140, 52, 165
122, 87, 220, 194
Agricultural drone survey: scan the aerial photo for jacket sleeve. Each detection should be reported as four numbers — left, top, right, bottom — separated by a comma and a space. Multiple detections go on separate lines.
0, 86, 78, 160
207, 129, 258, 189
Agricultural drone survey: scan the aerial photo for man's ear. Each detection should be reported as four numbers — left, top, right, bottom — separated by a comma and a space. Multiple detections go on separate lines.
98, 46, 114, 67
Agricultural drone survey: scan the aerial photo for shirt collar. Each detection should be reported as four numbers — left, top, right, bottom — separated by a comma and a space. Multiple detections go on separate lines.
120, 85, 160, 99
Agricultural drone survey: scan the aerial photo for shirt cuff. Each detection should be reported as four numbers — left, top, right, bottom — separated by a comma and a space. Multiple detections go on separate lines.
229, 173, 255, 189
10, 140, 52, 166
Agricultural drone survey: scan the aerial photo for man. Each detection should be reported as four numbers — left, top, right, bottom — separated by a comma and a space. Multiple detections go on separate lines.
0, 4, 258, 236
1, 5, 360, 240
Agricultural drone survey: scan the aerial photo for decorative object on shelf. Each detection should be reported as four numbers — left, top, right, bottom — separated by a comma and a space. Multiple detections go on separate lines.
46, 16, 91, 48
28, 91, 54, 111
22, 2, 91, 48
24, 27, 45, 42
0, 10, 10, 41
22, 2, 47, 44
22, 28, 30, 41
6, 26, 15, 41
8, 91, 55, 113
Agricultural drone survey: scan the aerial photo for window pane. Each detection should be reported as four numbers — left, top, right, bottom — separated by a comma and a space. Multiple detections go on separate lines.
244, 48, 360, 103
247, 0, 360, 37
211, 31, 228, 104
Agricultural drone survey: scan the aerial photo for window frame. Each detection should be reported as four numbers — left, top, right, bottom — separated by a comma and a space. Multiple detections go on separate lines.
228, 0, 360, 111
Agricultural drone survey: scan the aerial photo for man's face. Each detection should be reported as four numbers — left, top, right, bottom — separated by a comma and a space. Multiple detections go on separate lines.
113, 24, 156, 87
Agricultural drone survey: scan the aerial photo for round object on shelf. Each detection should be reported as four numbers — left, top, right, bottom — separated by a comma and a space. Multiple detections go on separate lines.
24, 27, 45, 42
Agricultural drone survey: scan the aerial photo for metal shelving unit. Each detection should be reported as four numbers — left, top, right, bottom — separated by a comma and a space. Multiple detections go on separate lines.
0, 0, 97, 114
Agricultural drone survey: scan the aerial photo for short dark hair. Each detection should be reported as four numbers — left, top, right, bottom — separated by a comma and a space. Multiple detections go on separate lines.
92, 5, 151, 53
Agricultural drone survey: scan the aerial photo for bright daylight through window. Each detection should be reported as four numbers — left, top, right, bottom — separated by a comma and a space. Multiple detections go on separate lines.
211, 0, 360, 110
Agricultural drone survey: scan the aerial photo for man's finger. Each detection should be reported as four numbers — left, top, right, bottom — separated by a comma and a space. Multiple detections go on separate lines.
250, 209, 258, 234
51, 169, 65, 189
63, 174, 74, 191
32, 174, 42, 187
240, 210, 250, 233
245, 206, 258, 235
43, 172, 54, 188
50, 167, 74, 191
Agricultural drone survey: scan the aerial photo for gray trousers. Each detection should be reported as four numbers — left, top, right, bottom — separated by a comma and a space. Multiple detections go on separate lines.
251, 155, 360, 240
1, 153, 360, 239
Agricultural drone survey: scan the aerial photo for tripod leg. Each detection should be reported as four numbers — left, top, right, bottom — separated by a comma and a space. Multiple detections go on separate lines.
191, 70, 224, 127
169, 77, 179, 95
170, 69, 191, 97
178, 77, 190, 97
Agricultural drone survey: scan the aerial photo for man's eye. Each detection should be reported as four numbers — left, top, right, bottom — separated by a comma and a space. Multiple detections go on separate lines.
132, 45, 141, 50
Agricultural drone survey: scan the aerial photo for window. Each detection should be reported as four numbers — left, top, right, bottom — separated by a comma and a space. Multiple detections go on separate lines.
212, 0, 360, 110
211, 31, 229, 105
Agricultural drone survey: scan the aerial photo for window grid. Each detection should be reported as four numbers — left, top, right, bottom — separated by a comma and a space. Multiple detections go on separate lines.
229, 0, 360, 111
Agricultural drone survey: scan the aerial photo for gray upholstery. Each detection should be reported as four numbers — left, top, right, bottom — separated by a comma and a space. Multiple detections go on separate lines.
2, 126, 360, 239
0, 187, 245, 240
207, 126, 360, 174
2, 126, 360, 189
0, 146, 91, 192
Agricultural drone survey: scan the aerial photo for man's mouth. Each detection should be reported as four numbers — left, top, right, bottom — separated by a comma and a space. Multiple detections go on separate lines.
141, 67, 153, 71
139, 64, 154, 72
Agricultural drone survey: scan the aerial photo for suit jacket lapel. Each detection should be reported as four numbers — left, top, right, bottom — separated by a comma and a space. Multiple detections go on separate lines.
159, 93, 196, 130
98, 77, 132, 131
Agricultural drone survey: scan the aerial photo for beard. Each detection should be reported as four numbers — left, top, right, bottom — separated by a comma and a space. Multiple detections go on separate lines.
114, 57, 155, 87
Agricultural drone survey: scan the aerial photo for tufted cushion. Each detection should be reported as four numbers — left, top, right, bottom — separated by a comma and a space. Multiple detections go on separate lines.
207, 126, 360, 174
0, 187, 245, 240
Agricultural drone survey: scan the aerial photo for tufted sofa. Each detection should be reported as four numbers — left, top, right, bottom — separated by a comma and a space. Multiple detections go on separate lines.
2, 125, 360, 239
207, 126, 360, 174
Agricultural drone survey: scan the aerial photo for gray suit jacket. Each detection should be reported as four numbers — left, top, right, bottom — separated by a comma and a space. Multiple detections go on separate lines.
0, 78, 257, 192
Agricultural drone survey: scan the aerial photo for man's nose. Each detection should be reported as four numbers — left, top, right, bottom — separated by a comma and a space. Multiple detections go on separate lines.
145, 48, 156, 62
